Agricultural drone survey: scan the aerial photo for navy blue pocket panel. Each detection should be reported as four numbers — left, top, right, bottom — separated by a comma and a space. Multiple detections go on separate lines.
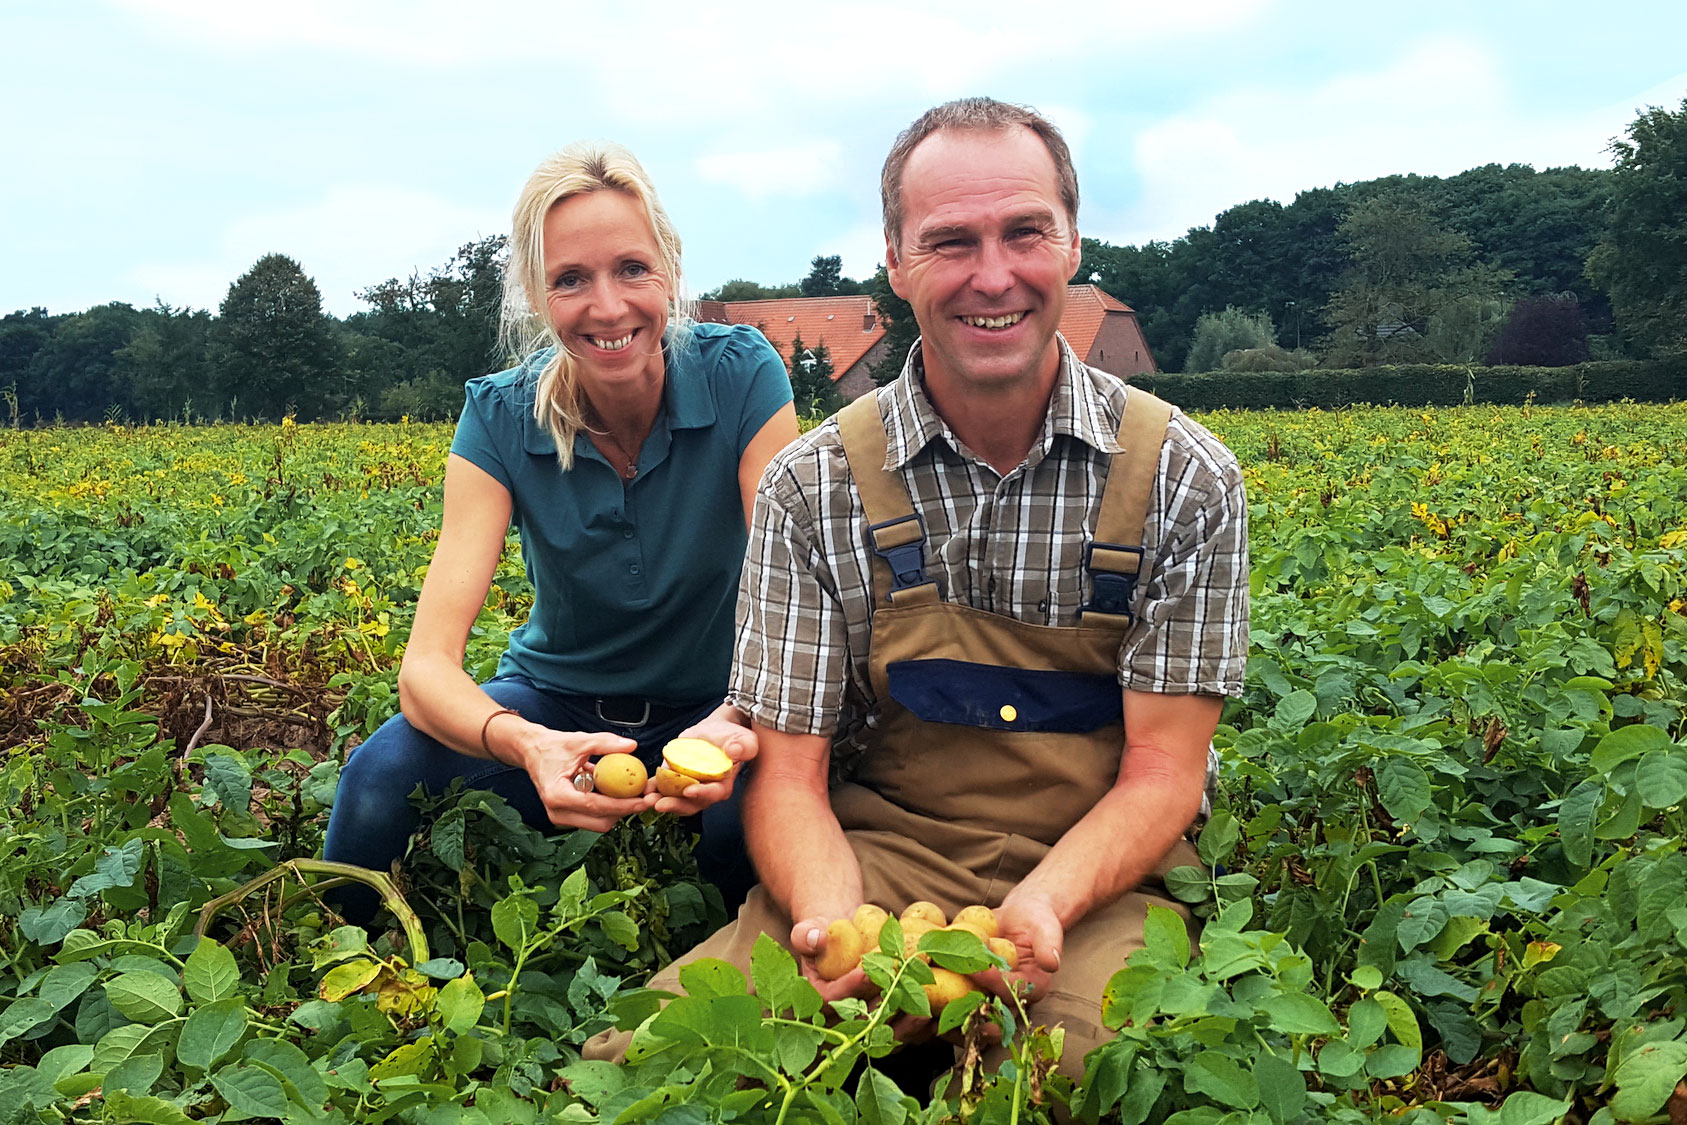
885, 659, 1123, 733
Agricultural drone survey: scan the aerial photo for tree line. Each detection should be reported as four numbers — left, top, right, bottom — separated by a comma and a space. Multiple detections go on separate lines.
4, 99, 1683, 426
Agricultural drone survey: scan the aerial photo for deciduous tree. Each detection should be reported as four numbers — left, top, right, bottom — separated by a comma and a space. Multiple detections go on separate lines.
1320, 194, 1511, 366
215, 254, 341, 420
1184, 307, 1277, 373
1587, 97, 1687, 357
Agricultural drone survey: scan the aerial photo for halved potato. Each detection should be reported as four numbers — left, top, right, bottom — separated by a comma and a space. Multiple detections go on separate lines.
653, 766, 696, 798
662, 737, 734, 782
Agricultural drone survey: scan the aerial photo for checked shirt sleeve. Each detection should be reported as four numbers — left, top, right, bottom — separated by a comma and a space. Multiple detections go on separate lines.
1118, 415, 1250, 697
728, 452, 854, 737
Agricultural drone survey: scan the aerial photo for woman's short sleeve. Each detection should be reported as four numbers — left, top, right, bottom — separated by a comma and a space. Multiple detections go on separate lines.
450, 378, 515, 491
720, 328, 795, 454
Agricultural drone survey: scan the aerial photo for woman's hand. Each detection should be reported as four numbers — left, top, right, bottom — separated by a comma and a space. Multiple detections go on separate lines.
650, 708, 760, 816
516, 726, 658, 831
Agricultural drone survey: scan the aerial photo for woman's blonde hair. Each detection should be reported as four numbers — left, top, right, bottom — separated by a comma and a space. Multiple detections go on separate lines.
499, 141, 693, 467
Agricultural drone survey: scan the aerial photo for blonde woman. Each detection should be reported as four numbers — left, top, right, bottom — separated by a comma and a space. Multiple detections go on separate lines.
324, 142, 800, 920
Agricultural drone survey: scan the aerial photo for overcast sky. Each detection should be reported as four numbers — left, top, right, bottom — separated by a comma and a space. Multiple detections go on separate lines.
5, 1, 1685, 318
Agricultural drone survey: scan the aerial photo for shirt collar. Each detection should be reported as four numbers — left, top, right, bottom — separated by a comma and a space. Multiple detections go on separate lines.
516, 332, 714, 458
878, 333, 1122, 470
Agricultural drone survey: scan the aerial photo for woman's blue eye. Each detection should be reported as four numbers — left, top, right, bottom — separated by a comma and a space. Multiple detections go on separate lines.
554, 272, 582, 289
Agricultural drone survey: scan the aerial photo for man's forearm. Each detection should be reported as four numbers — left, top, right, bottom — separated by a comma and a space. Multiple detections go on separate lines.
1008, 767, 1202, 928
742, 727, 863, 924
1008, 691, 1220, 928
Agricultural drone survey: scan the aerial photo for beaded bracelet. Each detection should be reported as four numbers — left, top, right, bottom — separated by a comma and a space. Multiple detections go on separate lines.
480, 707, 521, 764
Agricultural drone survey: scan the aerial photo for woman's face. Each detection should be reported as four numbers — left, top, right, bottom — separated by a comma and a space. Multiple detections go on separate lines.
541, 189, 669, 391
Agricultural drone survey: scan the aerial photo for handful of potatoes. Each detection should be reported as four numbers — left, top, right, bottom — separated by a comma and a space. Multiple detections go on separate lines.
815, 901, 1020, 1011
590, 737, 735, 800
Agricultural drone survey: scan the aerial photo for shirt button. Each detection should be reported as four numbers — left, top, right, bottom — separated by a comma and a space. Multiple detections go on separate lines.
623, 529, 634, 539
629, 564, 640, 575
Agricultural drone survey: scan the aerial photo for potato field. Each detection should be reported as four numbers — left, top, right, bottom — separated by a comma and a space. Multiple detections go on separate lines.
1, 401, 1685, 1124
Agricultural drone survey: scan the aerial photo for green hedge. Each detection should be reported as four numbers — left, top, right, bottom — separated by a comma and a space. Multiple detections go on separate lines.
1131, 357, 1687, 411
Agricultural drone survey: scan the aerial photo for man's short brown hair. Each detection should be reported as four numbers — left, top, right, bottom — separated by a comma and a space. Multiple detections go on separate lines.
880, 97, 1080, 252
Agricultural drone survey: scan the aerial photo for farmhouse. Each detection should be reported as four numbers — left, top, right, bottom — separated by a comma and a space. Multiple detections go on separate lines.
695, 284, 1158, 400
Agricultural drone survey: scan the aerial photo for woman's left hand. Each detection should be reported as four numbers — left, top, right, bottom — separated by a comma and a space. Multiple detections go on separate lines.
650, 711, 759, 815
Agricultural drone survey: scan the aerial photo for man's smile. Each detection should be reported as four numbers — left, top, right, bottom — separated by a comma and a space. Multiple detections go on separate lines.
958, 312, 1028, 330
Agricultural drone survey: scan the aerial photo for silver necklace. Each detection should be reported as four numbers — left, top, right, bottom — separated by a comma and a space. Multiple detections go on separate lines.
587, 414, 640, 479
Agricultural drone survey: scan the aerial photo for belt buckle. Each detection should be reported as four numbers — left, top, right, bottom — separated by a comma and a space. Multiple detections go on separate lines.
596, 698, 652, 728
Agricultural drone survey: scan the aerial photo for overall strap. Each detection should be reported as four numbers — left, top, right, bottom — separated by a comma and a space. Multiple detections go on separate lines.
1081, 387, 1174, 625
836, 393, 941, 606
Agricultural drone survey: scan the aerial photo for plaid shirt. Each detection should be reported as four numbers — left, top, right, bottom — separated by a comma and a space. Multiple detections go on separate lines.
729, 336, 1249, 743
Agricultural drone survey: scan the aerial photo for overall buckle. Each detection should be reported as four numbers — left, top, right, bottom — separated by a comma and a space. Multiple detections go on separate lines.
868, 513, 930, 592
1084, 541, 1144, 620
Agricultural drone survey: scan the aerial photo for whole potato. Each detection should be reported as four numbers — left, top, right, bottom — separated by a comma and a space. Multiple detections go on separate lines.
815, 918, 865, 980
593, 753, 648, 798
953, 905, 999, 939
900, 901, 946, 929
852, 904, 889, 950
924, 967, 975, 1011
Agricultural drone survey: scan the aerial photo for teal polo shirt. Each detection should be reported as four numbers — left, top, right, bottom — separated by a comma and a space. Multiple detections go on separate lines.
450, 322, 792, 704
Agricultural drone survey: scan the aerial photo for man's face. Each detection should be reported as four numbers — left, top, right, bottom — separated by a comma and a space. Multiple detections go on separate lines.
886, 126, 1081, 397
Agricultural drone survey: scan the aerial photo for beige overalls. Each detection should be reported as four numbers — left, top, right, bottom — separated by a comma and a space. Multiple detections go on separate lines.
589, 386, 1201, 1077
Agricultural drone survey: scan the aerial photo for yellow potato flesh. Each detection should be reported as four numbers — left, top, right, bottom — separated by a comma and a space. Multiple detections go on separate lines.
662, 737, 733, 782
593, 753, 648, 798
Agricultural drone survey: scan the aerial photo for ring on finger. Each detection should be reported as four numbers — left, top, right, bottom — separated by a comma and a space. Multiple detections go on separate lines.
571, 768, 595, 794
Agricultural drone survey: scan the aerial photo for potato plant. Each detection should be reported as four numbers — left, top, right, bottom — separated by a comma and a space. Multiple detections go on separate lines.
1, 403, 1684, 1122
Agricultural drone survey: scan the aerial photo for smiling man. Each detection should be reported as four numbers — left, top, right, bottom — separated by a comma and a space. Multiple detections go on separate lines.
589, 98, 1250, 1082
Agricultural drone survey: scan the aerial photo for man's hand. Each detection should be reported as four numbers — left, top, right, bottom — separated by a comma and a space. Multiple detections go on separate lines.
790, 915, 877, 1005
977, 894, 1062, 1006
651, 713, 759, 816
521, 729, 657, 830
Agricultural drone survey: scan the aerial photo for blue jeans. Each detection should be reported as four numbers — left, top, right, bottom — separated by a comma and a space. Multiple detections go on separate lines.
322, 675, 754, 922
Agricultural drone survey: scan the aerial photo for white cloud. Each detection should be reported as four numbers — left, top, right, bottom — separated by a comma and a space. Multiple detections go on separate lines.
111, 0, 1269, 109
1102, 42, 1687, 246
695, 141, 846, 201
124, 184, 506, 315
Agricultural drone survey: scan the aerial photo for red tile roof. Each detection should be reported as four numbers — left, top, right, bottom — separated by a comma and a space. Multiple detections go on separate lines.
716, 296, 885, 378
1059, 285, 1136, 362
704, 285, 1140, 382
